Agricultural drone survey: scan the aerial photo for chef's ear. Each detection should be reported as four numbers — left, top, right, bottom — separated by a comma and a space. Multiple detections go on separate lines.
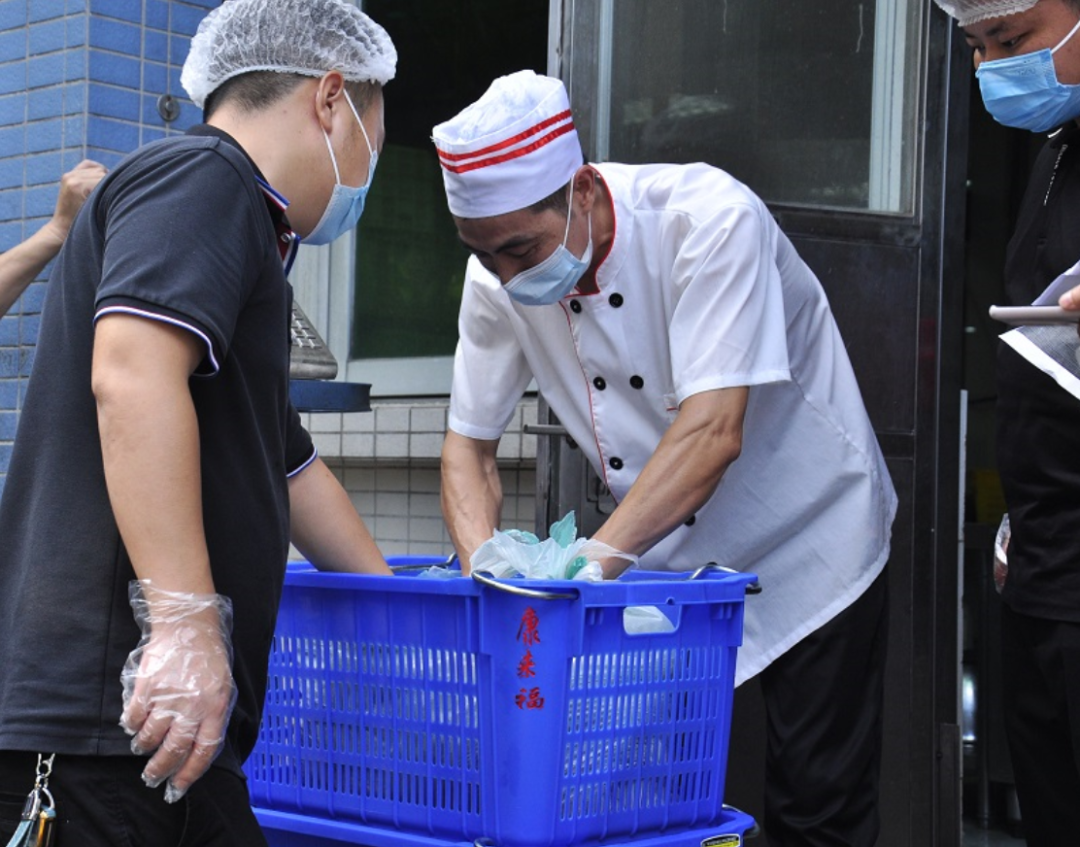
572, 166, 597, 215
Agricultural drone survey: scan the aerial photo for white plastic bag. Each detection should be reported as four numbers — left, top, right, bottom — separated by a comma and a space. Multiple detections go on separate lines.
993, 513, 1010, 594
623, 604, 676, 634
470, 511, 636, 581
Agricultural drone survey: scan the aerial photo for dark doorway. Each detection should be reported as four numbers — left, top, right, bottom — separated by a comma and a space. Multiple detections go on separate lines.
959, 67, 1042, 841
353, 1, 549, 361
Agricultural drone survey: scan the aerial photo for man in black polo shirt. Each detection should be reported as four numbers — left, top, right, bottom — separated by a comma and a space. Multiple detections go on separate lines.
0, 1, 397, 844
935, 0, 1080, 843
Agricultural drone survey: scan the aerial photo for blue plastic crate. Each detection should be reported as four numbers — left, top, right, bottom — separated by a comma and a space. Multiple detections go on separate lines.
244, 564, 756, 847
254, 805, 757, 847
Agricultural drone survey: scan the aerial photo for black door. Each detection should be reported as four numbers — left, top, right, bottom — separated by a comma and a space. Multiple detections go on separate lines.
540, 3, 969, 842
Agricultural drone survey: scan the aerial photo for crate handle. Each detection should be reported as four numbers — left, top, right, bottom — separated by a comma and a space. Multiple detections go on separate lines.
471, 570, 579, 600
390, 553, 459, 573
695, 563, 763, 595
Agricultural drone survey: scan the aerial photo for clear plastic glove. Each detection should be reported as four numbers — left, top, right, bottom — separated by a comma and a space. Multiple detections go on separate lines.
993, 513, 1010, 595
417, 565, 462, 579
119, 580, 237, 803
471, 511, 637, 581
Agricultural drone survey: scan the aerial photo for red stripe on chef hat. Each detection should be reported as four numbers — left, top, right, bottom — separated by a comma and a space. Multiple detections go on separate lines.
432, 72, 584, 219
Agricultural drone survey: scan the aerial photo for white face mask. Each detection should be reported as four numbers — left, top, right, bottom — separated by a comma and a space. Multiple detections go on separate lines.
305, 90, 378, 245
502, 189, 593, 306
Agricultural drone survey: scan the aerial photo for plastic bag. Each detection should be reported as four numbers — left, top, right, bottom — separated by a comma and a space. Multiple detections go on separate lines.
471, 511, 637, 581
993, 513, 1010, 594
417, 565, 461, 579
623, 604, 676, 634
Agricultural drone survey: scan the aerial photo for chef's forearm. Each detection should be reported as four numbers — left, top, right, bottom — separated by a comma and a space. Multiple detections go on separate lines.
593, 387, 748, 577
441, 430, 502, 574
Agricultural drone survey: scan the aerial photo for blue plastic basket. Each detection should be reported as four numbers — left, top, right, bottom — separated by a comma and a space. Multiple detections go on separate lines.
254, 805, 757, 847
244, 563, 756, 847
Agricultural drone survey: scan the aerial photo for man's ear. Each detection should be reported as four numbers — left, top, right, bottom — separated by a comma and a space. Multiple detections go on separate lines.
573, 165, 597, 214
314, 70, 347, 134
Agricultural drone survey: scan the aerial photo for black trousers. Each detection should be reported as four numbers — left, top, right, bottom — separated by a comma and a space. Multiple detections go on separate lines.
732, 569, 889, 847
0, 751, 267, 847
1000, 604, 1080, 847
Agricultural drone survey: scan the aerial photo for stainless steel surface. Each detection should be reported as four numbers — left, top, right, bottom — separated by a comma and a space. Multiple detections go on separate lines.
289, 302, 338, 380
470, 570, 578, 600
523, 423, 569, 437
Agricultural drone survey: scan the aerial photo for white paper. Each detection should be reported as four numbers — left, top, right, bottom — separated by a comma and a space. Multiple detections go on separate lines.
1000, 325, 1080, 401
1032, 258, 1080, 306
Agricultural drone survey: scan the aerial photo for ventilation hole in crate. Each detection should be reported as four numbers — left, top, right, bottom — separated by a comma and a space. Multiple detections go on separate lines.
557, 645, 732, 822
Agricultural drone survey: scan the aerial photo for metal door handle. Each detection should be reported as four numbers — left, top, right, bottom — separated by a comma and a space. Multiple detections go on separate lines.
523, 424, 569, 437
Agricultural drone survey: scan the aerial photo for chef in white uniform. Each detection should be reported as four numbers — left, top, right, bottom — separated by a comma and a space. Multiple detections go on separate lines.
433, 71, 897, 847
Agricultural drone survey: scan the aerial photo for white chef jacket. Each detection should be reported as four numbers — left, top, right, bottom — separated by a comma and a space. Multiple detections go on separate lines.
449, 162, 898, 684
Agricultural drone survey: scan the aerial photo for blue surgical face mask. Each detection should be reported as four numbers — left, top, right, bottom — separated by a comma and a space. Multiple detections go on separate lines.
976, 16, 1080, 133
305, 90, 378, 245
503, 195, 593, 307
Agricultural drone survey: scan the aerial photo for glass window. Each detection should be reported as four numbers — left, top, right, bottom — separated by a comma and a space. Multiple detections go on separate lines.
566, 0, 922, 214
351, 0, 549, 370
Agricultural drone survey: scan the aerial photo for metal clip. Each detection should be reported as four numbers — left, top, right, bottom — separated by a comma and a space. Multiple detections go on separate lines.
8, 755, 57, 847
18, 790, 40, 824
30, 806, 56, 847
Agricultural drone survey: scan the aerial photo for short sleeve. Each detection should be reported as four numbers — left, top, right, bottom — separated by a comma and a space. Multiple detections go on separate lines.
447, 257, 534, 440
94, 141, 266, 376
284, 401, 316, 477
669, 200, 791, 403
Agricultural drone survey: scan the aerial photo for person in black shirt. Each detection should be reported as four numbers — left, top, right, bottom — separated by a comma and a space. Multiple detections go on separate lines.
936, 0, 1080, 843
0, 1, 397, 845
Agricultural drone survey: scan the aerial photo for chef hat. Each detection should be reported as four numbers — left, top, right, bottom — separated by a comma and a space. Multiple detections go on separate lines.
181, 0, 397, 110
431, 71, 584, 219
932, 0, 1040, 27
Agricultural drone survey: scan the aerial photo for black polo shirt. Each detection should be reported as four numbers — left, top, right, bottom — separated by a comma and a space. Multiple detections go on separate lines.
997, 122, 1080, 622
0, 126, 314, 772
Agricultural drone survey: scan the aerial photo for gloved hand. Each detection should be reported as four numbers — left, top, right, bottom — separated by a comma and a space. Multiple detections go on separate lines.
119, 580, 237, 803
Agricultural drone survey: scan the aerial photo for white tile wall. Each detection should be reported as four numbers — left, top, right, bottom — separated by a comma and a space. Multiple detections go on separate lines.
294, 396, 539, 561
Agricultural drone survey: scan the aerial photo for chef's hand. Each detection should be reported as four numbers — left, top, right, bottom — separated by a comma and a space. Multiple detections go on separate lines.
119, 580, 237, 803
44, 160, 107, 243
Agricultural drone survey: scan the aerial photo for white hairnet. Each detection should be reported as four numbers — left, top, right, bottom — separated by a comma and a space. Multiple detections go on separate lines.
932, 0, 1040, 27
181, 0, 397, 110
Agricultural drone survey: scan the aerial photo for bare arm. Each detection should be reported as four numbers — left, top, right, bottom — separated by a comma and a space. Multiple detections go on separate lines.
94, 313, 228, 798
441, 430, 502, 574
288, 456, 391, 574
94, 313, 212, 594
592, 387, 748, 578
0, 161, 106, 316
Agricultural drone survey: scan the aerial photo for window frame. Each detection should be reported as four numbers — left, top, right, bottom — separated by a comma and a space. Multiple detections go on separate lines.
302, 3, 563, 398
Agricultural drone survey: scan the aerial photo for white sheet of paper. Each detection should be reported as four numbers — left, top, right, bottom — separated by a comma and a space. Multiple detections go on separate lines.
1032, 258, 1080, 305
1000, 324, 1080, 402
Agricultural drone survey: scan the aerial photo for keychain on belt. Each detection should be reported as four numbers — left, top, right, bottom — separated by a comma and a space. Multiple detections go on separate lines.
4, 754, 57, 847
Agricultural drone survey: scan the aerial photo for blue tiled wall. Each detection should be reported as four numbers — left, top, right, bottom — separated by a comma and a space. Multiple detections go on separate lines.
0, 0, 215, 487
